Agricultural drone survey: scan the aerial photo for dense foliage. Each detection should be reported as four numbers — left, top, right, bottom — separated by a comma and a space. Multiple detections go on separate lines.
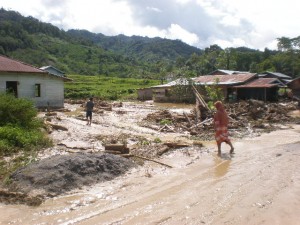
0, 93, 51, 155
0, 94, 52, 180
0, 8, 300, 80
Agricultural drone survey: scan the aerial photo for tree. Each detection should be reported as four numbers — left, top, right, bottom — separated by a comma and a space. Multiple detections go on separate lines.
277, 37, 292, 51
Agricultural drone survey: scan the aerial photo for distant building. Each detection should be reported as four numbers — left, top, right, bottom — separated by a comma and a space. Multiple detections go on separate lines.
233, 78, 285, 102
137, 87, 153, 101
0, 55, 71, 108
150, 78, 194, 102
137, 69, 287, 103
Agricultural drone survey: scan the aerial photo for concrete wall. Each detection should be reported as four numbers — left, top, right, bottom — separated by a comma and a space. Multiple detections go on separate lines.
0, 73, 65, 108
137, 88, 153, 101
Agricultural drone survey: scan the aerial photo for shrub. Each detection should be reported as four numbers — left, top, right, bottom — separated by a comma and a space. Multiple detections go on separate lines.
0, 93, 52, 156
0, 94, 52, 181
0, 125, 51, 155
153, 137, 162, 143
160, 119, 172, 125
0, 93, 39, 128
204, 78, 224, 109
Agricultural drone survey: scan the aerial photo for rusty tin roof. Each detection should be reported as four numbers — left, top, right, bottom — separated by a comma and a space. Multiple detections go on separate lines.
234, 78, 282, 88
194, 73, 256, 85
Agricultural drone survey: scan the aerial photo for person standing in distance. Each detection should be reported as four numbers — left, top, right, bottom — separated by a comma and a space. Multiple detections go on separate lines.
86, 97, 94, 125
213, 101, 234, 156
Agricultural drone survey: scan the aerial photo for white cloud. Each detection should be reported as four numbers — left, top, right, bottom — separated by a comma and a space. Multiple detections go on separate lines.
166, 24, 199, 46
146, 6, 162, 13
1, 0, 300, 50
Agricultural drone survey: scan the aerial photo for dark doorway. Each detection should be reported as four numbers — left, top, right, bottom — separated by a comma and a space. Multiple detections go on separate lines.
6, 81, 18, 97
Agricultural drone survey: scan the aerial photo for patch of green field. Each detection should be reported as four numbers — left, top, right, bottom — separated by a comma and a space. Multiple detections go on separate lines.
65, 75, 160, 100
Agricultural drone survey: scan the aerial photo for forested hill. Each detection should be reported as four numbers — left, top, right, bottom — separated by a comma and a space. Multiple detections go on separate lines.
67, 29, 202, 62
0, 8, 201, 77
0, 8, 299, 78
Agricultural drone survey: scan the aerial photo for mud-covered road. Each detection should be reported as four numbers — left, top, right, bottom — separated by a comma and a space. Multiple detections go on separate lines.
0, 102, 299, 225
1, 125, 299, 224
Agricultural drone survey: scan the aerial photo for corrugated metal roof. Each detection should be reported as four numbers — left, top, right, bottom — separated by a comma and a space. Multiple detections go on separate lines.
209, 69, 250, 75
40, 65, 65, 74
263, 71, 292, 79
39, 65, 72, 81
194, 73, 256, 85
152, 78, 194, 88
233, 78, 281, 88
0, 55, 46, 73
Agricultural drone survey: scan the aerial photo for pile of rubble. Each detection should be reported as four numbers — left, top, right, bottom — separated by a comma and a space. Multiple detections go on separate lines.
227, 100, 298, 128
143, 100, 299, 140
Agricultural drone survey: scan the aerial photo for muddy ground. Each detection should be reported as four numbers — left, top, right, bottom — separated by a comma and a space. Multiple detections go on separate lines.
0, 100, 300, 224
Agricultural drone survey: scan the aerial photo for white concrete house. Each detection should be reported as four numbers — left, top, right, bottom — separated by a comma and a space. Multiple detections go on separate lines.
0, 55, 71, 108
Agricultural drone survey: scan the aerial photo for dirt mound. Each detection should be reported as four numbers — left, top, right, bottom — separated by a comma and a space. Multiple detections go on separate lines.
7, 153, 136, 197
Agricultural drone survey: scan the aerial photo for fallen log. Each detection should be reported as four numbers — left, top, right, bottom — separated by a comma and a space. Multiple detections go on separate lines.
47, 122, 68, 131
45, 112, 57, 116
104, 150, 122, 155
183, 112, 192, 127
57, 143, 88, 150
192, 85, 210, 111
191, 118, 213, 129
99, 106, 112, 111
127, 155, 173, 168
163, 142, 190, 148
159, 124, 175, 132
104, 144, 130, 154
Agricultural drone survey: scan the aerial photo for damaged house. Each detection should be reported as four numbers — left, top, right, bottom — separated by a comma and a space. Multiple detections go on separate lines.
194, 73, 285, 102
0, 55, 71, 108
150, 78, 194, 103
139, 73, 285, 103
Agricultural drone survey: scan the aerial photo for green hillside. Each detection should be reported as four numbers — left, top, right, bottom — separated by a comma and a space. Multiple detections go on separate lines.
66, 30, 203, 62
0, 8, 299, 78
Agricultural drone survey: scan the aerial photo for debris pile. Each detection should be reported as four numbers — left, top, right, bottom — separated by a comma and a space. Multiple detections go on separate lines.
227, 100, 298, 129
143, 100, 298, 140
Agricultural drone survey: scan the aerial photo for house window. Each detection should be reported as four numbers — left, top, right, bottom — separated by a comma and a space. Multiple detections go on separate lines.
35, 84, 41, 97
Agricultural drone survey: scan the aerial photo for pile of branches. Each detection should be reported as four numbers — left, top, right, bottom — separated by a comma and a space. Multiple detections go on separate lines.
143, 100, 298, 139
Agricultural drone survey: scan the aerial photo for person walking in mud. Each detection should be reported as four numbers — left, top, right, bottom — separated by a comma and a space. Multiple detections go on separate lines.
213, 101, 234, 156
85, 97, 94, 125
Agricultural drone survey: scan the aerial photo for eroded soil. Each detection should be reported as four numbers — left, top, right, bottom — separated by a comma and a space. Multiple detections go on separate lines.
0, 101, 299, 225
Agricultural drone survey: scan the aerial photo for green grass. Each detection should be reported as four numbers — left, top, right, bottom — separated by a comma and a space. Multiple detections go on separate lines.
64, 75, 160, 100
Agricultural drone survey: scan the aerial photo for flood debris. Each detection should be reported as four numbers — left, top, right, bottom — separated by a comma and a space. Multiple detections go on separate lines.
143, 100, 298, 140
104, 144, 130, 154
1, 98, 298, 206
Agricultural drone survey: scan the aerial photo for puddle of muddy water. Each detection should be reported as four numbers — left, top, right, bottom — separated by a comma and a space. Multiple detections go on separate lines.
213, 156, 231, 178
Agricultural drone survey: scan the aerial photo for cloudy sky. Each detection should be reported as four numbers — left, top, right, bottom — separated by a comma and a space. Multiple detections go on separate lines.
1, 0, 299, 50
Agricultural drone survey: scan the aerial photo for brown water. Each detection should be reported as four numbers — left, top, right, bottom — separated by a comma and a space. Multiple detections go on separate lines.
1, 125, 300, 225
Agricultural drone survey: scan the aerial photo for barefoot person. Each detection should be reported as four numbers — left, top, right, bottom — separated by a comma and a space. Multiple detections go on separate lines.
86, 97, 94, 125
213, 101, 234, 155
